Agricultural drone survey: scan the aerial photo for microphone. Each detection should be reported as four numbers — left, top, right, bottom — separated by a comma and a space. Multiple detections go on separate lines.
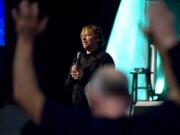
75, 52, 82, 67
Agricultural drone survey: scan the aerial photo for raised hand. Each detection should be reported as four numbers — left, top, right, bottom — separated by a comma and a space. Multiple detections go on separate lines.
13, 1, 47, 124
12, 0, 48, 40
146, 1, 180, 104
146, 0, 177, 50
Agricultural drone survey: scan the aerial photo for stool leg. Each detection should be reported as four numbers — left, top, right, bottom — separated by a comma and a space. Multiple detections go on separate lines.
148, 74, 154, 100
134, 74, 138, 103
146, 73, 154, 100
130, 73, 138, 116
131, 74, 135, 103
145, 74, 149, 100
131, 74, 138, 103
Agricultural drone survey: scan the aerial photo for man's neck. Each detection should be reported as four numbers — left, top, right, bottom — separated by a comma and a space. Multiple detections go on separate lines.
86, 46, 99, 54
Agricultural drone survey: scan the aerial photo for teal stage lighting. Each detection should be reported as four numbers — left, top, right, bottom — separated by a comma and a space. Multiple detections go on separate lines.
106, 0, 166, 100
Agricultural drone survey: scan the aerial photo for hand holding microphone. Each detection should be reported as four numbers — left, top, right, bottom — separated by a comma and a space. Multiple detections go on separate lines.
71, 52, 84, 80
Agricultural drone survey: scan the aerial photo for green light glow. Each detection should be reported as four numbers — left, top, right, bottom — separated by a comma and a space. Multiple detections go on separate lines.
155, 52, 165, 94
155, 79, 165, 94
106, 0, 147, 100
106, 0, 167, 100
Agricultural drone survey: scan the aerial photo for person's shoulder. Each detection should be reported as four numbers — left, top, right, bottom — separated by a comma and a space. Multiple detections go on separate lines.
99, 50, 112, 58
97, 51, 115, 66
104, 52, 113, 58
103, 51, 114, 61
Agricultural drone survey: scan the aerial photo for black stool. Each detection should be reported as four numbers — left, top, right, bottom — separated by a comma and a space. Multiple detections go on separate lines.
130, 68, 155, 104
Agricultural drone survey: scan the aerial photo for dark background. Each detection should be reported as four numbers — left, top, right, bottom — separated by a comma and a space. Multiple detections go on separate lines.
0, 0, 121, 105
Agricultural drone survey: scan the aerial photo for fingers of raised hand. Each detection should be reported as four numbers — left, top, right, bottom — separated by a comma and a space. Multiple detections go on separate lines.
30, 2, 39, 18
12, 0, 48, 36
38, 16, 48, 33
19, 0, 30, 17
147, 1, 176, 47
12, 8, 18, 21
12, 1, 40, 22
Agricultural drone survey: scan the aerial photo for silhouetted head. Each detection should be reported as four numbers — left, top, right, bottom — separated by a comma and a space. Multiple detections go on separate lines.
85, 65, 131, 119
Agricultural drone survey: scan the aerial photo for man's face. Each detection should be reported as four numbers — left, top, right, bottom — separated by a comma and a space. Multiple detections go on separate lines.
81, 30, 98, 50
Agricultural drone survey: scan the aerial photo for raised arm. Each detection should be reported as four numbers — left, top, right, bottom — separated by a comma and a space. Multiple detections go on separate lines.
147, 0, 180, 104
13, 0, 48, 124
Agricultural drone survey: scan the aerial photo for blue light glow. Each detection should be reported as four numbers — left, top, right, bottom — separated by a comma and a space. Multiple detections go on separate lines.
0, 0, 5, 46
